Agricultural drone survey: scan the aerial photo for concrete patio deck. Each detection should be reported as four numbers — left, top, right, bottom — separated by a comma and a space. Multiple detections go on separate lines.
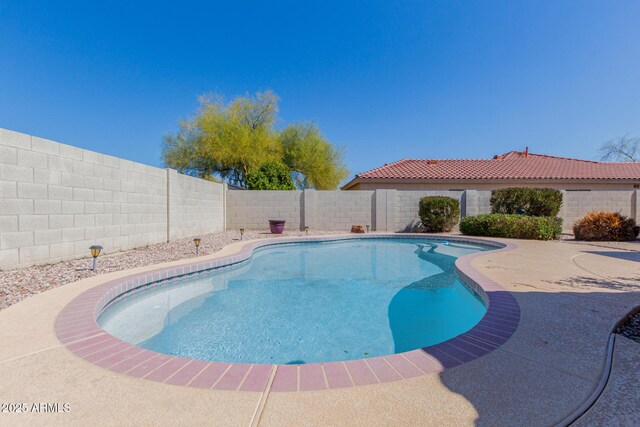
0, 236, 638, 426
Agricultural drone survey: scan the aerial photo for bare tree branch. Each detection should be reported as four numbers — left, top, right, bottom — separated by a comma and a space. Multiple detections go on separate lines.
599, 135, 639, 162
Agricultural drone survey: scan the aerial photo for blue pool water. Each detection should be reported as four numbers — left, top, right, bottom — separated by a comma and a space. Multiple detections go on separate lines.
98, 238, 489, 364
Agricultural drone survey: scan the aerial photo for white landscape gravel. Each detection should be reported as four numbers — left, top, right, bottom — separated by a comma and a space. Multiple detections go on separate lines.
0, 230, 342, 310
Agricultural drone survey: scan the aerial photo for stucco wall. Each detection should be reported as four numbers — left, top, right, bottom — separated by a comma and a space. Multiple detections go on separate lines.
0, 129, 225, 269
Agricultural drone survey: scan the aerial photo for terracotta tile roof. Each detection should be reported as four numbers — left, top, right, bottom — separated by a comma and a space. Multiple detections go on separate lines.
353, 151, 640, 182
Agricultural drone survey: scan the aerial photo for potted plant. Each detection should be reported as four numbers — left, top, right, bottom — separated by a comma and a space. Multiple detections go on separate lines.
269, 219, 286, 234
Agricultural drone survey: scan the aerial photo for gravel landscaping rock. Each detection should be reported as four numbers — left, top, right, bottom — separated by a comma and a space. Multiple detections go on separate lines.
615, 311, 640, 343
0, 230, 342, 310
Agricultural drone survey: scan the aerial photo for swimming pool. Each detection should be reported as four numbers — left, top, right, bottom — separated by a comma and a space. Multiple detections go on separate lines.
98, 238, 490, 365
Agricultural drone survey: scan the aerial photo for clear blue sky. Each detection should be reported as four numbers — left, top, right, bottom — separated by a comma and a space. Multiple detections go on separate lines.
1, 1, 639, 182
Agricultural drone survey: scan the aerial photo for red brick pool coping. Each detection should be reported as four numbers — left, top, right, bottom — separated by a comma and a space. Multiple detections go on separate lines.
55, 234, 519, 393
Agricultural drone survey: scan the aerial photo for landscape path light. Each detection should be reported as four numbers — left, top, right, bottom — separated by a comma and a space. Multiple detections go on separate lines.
193, 237, 202, 255
304, 226, 309, 236
366, 224, 370, 233
89, 245, 103, 272
239, 228, 245, 240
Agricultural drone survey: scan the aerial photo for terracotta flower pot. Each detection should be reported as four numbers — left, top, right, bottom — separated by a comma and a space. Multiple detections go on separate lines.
269, 219, 286, 234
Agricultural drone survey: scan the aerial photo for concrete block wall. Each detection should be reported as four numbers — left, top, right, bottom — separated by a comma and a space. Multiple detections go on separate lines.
168, 170, 225, 240
452, 189, 638, 230
313, 190, 374, 231
4, 126, 640, 269
226, 189, 471, 233
226, 190, 303, 230
226, 190, 377, 232
373, 189, 397, 232
0, 129, 225, 269
477, 191, 493, 214
563, 190, 636, 230
226, 188, 640, 234
395, 190, 465, 232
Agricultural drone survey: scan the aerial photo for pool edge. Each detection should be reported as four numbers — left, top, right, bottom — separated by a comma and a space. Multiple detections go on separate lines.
54, 234, 520, 393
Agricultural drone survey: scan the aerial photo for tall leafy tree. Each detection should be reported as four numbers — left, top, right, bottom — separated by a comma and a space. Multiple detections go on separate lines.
163, 91, 348, 189
280, 123, 349, 189
163, 91, 282, 186
245, 161, 296, 190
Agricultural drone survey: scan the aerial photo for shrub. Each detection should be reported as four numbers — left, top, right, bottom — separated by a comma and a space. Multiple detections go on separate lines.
573, 211, 638, 241
460, 214, 562, 240
491, 188, 563, 217
245, 161, 296, 190
418, 196, 461, 232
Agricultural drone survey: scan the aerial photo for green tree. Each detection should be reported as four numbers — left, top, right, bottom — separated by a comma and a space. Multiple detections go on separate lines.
280, 123, 349, 189
163, 91, 281, 187
163, 91, 348, 189
245, 161, 296, 190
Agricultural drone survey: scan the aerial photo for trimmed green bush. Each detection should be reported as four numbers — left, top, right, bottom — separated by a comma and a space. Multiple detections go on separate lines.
418, 196, 460, 232
491, 188, 563, 217
460, 214, 562, 240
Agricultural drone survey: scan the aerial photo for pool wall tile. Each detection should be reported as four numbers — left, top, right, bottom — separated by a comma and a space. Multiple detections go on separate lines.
421, 346, 463, 369
323, 362, 353, 389
239, 364, 274, 392
447, 338, 490, 358
299, 364, 327, 391
108, 350, 158, 374
165, 360, 210, 386
214, 364, 251, 390
67, 334, 113, 352
127, 354, 173, 378
271, 365, 298, 392
365, 358, 401, 383
144, 357, 193, 382
344, 359, 378, 386
404, 350, 444, 374
83, 342, 131, 363
384, 355, 423, 379
96, 346, 144, 369
188, 362, 230, 389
